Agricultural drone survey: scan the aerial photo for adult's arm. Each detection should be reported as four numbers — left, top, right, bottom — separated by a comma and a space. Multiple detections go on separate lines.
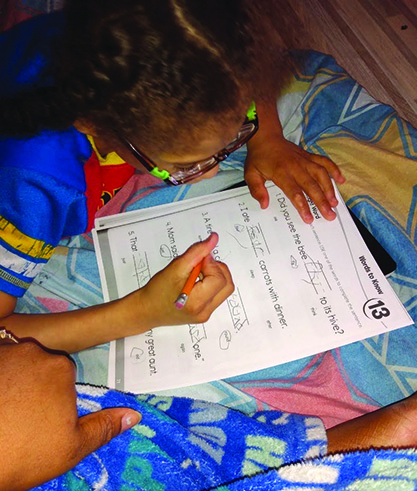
0, 340, 140, 491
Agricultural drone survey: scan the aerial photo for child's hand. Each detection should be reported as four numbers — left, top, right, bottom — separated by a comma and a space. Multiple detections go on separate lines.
133, 233, 234, 329
244, 136, 345, 223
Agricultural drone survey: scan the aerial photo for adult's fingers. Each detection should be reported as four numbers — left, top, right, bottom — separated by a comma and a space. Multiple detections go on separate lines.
76, 408, 141, 463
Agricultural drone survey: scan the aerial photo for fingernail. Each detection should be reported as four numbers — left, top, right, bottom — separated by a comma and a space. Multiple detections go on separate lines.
205, 232, 217, 241
121, 411, 141, 433
295, 194, 305, 206
322, 206, 336, 220
326, 194, 338, 207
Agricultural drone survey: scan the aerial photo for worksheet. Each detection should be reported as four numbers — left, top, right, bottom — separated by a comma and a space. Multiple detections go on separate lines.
93, 184, 412, 393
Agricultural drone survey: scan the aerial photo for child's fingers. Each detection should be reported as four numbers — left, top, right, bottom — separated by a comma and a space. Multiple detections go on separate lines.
175, 233, 219, 276
244, 168, 270, 209
298, 165, 337, 221
310, 164, 339, 208
311, 154, 345, 184
186, 258, 234, 321
198, 256, 234, 300
204, 262, 235, 311
278, 153, 340, 222
200, 255, 233, 286
307, 156, 344, 217
277, 176, 313, 224
189, 284, 235, 323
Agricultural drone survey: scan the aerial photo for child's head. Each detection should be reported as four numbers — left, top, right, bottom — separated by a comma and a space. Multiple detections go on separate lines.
1, 0, 290, 171
63, 0, 256, 156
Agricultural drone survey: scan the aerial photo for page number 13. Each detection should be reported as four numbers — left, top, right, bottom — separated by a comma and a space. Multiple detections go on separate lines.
363, 298, 391, 320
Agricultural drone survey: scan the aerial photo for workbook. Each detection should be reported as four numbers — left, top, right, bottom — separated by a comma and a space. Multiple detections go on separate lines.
93, 183, 412, 393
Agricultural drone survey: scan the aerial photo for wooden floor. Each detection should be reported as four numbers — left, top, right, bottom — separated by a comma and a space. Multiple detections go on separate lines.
286, 0, 417, 128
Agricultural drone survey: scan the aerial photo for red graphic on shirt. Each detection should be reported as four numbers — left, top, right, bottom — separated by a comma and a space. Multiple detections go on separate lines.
100, 164, 135, 208
83, 151, 135, 232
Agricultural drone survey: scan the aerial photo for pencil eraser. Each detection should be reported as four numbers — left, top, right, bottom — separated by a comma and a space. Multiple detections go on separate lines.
174, 294, 187, 310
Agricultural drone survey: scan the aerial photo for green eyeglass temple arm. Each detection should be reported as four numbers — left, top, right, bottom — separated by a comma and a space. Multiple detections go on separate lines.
246, 101, 257, 121
150, 167, 171, 180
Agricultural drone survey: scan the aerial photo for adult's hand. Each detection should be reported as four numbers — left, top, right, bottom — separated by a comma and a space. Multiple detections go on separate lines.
0, 341, 141, 491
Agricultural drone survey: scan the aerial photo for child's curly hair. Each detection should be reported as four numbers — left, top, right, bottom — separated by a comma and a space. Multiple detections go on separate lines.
1, 0, 291, 151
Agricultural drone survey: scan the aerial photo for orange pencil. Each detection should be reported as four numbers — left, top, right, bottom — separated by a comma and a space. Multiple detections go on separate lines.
174, 261, 203, 309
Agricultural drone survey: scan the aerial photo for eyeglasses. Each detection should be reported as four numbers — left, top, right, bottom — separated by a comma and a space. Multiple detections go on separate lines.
119, 104, 258, 186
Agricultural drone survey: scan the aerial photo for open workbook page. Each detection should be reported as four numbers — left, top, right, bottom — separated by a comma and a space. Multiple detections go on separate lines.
93, 183, 411, 393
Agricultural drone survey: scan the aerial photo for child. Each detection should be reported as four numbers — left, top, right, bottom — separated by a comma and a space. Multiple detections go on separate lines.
0, 0, 344, 352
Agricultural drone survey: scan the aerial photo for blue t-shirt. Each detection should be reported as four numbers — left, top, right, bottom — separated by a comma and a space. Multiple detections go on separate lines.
0, 13, 100, 297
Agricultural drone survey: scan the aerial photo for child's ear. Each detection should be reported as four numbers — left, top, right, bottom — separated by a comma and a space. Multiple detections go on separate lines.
73, 119, 99, 136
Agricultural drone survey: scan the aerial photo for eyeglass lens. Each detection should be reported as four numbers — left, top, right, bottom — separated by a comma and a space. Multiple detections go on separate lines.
224, 122, 257, 152
170, 121, 257, 183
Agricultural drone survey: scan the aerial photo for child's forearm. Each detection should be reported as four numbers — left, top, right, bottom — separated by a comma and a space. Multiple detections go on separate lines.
1, 291, 151, 353
0, 234, 234, 353
247, 98, 284, 153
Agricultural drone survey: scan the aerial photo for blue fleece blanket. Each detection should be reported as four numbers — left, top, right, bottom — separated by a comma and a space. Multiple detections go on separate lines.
35, 384, 417, 490
36, 384, 326, 490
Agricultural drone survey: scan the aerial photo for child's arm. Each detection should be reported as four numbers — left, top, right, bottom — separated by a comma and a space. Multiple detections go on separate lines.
0, 233, 233, 353
245, 97, 345, 223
